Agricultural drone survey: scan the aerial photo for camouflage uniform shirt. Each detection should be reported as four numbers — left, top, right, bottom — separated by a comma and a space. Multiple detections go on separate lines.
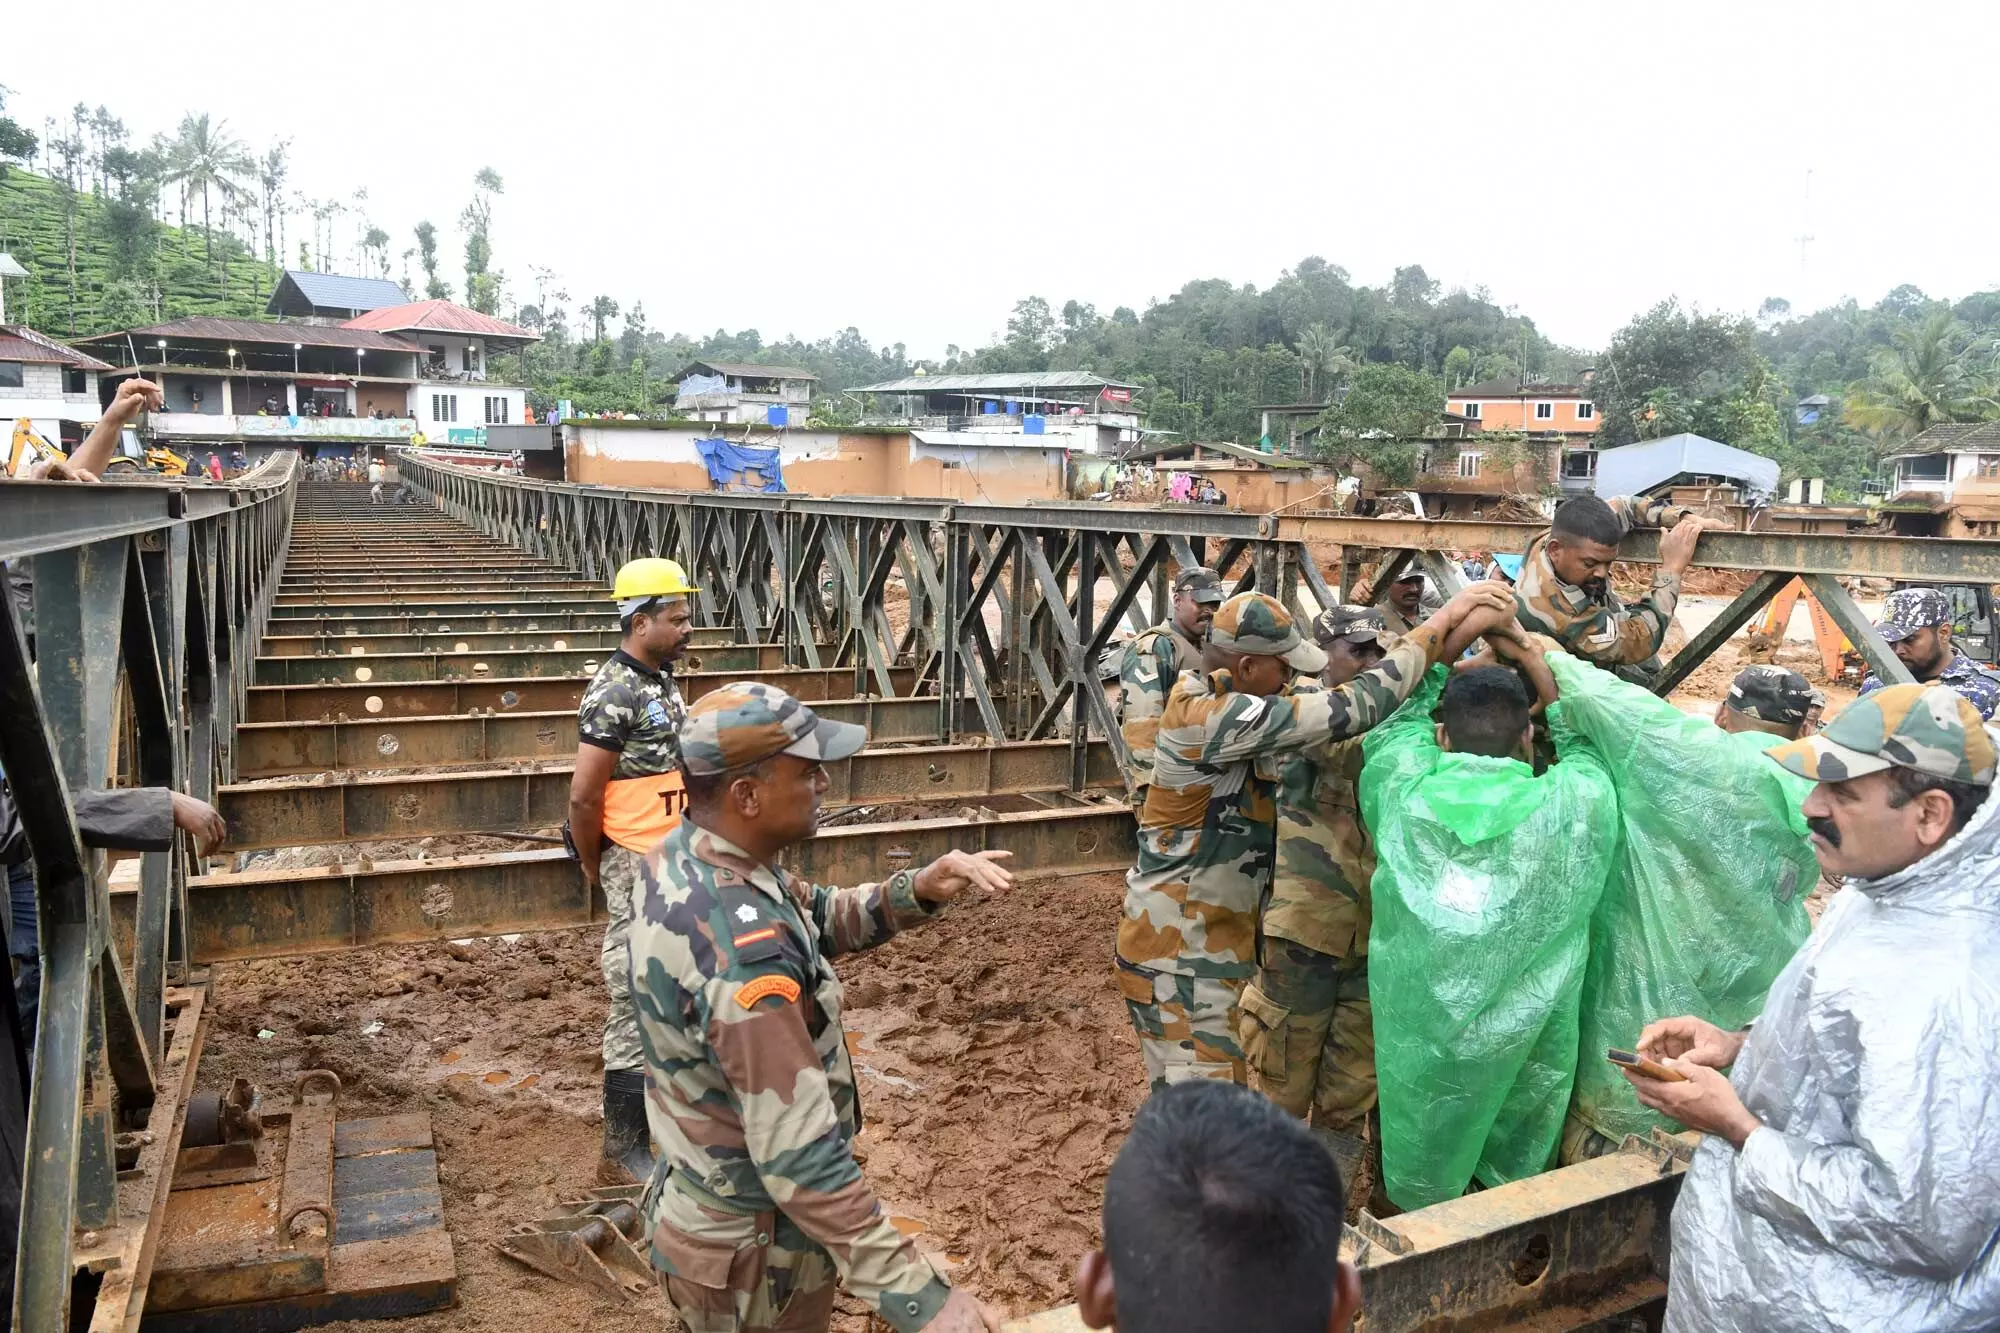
578, 649, 687, 778
628, 820, 950, 1333
1265, 685, 1372, 960
1515, 496, 1692, 666
1858, 651, 2000, 721
1116, 621, 1202, 800
1115, 625, 1441, 982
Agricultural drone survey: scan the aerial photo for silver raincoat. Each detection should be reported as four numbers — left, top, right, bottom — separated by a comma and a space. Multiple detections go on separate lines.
1664, 784, 2000, 1332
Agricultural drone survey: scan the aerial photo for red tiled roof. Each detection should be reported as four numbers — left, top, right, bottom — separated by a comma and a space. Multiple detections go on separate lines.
342, 300, 537, 341
0, 324, 115, 371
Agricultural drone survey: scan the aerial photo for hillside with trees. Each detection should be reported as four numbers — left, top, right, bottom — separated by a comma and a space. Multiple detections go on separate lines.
6, 88, 2000, 499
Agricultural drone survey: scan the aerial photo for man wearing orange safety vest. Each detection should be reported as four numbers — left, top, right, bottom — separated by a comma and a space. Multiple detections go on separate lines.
569, 557, 697, 1182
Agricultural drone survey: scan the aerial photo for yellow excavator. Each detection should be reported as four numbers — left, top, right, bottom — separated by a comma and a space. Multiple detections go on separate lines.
7, 417, 187, 477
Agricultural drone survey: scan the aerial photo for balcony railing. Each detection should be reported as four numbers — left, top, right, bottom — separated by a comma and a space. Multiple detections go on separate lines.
144, 413, 416, 441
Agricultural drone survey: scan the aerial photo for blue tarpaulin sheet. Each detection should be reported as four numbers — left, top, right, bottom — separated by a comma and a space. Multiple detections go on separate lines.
695, 437, 786, 493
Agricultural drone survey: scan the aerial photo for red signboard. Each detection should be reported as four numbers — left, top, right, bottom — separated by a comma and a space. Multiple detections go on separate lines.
1100, 387, 1132, 403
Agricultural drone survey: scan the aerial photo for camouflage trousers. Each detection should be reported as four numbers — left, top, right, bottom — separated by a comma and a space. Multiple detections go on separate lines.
1239, 940, 1376, 1134
1116, 963, 1246, 1093
599, 842, 646, 1072
652, 1188, 838, 1333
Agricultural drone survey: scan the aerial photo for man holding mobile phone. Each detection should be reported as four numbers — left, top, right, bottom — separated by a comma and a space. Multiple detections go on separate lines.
1623, 685, 2000, 1332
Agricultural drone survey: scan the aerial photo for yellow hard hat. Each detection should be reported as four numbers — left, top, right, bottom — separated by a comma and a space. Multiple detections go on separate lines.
612, 557, 697, 602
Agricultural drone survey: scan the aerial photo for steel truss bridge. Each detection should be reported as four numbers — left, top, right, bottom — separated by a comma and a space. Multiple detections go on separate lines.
0, 451, 1989, 1330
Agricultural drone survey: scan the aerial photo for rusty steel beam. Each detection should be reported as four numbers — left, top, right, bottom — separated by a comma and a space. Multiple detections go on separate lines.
244, 665, 921, 723
267, 608, 620, 634
133, 806, 1135, 961
1262, 514, 2000, 580
262, 627, 626, 657
217, 740, 1120, 849
1003, 1137, 1688, 1333
252, 641, 803, 685
237, 694, 969, 776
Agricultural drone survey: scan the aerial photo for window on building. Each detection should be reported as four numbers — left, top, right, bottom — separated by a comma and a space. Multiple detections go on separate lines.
1458, 451, 1482, 479
1901, 454, 1949, 482
1462, 401, 1481, 420
64, 367, 88, 393
1534, 401, 1555, 420
431, 393, 458, 423
1576, 400, 1596, 421
463, 344, 478, 374
1979, 455, 2000, 479
1562, 450, 1598, 479
484, 396, 510, 425
0, 362, 23, 389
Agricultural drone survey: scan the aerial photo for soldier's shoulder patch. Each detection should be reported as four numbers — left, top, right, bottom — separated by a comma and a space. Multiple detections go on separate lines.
736, 974, 801, 1009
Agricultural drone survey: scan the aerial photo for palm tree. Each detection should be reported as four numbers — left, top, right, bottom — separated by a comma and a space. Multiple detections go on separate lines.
1843, 310, 1995, 441
163, 113, 253, 268
1295, 323, 1355, 401
587, 295, 621, 344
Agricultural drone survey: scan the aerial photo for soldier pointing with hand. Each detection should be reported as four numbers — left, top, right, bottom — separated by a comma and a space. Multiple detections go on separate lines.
628, 682, 1011, 1333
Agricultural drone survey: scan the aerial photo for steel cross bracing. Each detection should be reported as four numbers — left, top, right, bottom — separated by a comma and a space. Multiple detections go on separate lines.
0, 457, 296, 1328
399, 454, 2000, 767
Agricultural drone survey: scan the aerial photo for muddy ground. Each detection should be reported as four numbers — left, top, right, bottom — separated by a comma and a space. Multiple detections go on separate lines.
202, 868, 1139, 1332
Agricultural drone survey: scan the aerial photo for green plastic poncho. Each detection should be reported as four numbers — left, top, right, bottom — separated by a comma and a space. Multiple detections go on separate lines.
1360, 666, 1617, 1210
1543, 653, 1815, 1153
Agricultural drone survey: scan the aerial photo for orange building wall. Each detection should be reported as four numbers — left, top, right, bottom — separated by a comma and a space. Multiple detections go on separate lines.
1448, 395, 1600, 434
564, 429, 1068, 503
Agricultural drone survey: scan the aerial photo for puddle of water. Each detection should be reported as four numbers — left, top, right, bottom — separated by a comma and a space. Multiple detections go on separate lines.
888, 1215, 925, 1237
482, 1071, 511, 1085
843, 1031, 871, 1055
516, 1074, 539, 1089
439, 1050, 463, 1064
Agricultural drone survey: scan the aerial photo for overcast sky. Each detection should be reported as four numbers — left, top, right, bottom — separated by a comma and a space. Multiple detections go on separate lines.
8, 1, 1995, 356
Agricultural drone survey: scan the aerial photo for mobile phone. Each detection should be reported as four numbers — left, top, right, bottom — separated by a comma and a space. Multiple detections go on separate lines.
1607, 1047, 1688, 1083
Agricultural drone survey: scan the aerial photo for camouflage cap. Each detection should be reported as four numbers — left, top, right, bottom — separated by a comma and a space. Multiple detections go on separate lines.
1725, 664, 1815, 727
1172, 566, 1226, 605
1209, 592, 1327, 673
1767, 683, 1997, 786
1313, 603, 1387, 647
1874, 587, 1951, 644
679, 681, 867, 777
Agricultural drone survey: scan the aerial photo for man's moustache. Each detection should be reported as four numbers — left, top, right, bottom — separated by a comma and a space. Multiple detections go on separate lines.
1806, 815, 1842, 848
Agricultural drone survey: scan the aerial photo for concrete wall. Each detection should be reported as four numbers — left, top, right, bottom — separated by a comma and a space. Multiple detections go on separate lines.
416, 384, 527, 442
1449, 394, 1600, 435
564, 423, 1073, 502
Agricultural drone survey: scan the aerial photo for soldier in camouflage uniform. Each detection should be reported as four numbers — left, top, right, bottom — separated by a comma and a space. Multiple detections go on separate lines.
1116, 584, 1517, 1094
627, 682, 1009, 1333
1856, 587, 2000, 720
1375, 569, 1439, 636
1114, 567, 1225, 804
570, 557, 697, 1182
1240, 606, 1391, 1190
1514, 493, 1726, 677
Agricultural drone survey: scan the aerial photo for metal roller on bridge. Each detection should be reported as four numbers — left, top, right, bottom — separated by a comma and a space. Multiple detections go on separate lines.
6, 453, 1999, 1331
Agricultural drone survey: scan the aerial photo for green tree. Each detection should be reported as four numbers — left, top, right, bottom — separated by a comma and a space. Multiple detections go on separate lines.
1294, 323, 1354, 400
258, 141, 289, 269
162, 113, 252, 268
1591, 300, 1765, 446
0, 87, 38, 180
587, 295, 620, 343
461, 167, 503, 313
1842, 309, 1994, 441
414, 221, 448, 299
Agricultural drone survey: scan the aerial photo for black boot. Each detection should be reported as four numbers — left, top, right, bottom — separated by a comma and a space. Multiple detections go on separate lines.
599, 1067, 656, 1185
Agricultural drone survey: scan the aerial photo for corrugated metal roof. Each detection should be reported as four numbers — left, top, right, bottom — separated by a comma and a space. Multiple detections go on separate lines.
1593, 433, 1779, 499
267, 270, 409, 314
0, 324, 114, 370
75, 317, 422, 354
343, 299, 539, 341
1121, 439, 1314, 470
851, 371, 1136, 394
676, 360, 819, 382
